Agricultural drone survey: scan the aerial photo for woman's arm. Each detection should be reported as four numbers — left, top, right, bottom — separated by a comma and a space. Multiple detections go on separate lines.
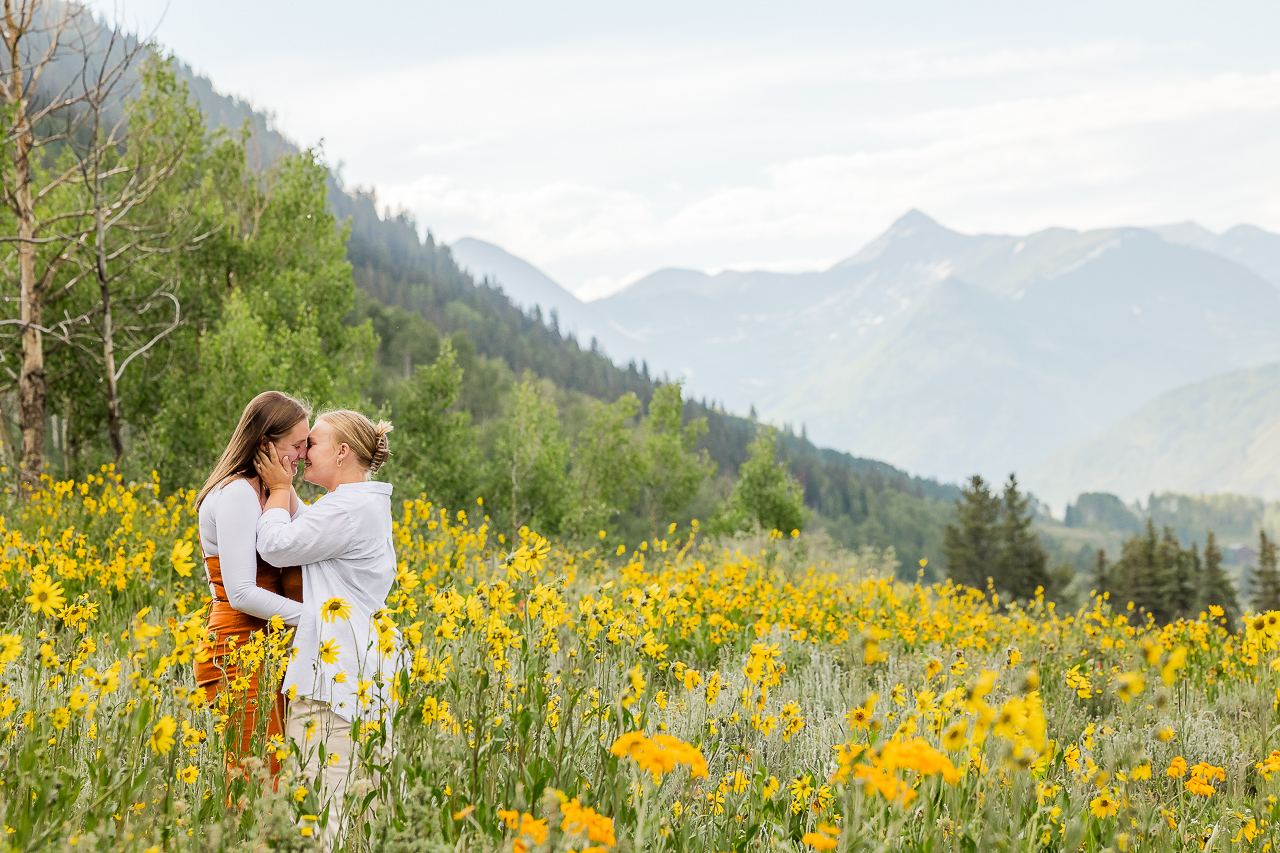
256, 501, 353, 567
215, 479, 304, 625
255, 444, 354, 566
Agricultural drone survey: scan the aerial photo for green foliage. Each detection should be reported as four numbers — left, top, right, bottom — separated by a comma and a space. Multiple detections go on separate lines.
389, 339, 479, 510
350, 288, 442, 405
717, 426, 807, 536
564, 392, 643, 542
639, 382, 715, 539
152, 292, 372, 486
691, 408, 958, 576
1064, 493, 1142, 534
149, 144, 375, 487
995, 475, 1050, 600
943, 475, 1003, 591
488, 377, 570, 540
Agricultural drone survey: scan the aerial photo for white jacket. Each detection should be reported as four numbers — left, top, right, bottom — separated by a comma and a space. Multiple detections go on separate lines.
256, 481, 397, 721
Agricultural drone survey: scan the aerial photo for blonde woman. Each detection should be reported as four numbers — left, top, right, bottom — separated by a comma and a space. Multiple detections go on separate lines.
194, 391, 309, 775
253, 409, 397, 835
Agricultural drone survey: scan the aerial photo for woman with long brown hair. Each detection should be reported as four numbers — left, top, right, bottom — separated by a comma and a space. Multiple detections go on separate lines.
194, 390, 311, 774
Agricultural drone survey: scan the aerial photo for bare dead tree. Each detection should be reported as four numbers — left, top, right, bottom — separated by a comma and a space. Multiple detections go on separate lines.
0, 0, 154, 485
60, 52, 206, 464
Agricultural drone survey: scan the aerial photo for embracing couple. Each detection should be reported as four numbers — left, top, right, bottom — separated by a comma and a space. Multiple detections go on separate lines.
192, 391, 397, 839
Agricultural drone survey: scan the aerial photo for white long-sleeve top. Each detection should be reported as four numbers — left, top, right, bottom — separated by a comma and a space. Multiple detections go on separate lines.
256, 481, 398, 722
198, 478, 304, 626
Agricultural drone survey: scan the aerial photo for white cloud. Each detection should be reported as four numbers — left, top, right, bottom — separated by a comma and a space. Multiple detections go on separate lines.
127, 22, 1280, 293
373, 60, 1280, 294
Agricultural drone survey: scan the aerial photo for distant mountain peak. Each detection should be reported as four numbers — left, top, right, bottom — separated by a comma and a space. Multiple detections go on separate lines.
890, 208, 944, 233
834, 209, 968, 269
1148, 222, 1218, 251
1148, 221, 1280, 288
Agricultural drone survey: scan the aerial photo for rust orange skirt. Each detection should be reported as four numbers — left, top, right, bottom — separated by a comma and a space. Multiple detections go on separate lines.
194, 555, 302, 779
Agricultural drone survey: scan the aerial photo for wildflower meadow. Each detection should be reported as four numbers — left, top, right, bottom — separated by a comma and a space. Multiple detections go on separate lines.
2, 470, 1280, 852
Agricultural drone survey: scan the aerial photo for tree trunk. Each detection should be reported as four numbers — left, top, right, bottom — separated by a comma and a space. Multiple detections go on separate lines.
95, 207, 124, 464
0, 392, 14, 473
10, 51, 44, 487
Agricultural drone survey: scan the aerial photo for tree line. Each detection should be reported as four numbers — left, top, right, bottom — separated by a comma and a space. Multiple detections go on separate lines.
1092, 521, 1241, 625
946, 474, 1252, 626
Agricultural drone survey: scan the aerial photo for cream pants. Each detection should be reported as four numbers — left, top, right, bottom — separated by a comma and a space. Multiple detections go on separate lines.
286, 698, 357, 847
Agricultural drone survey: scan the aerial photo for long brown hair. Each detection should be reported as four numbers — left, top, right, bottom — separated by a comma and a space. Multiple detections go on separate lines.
196, 391, 311, 509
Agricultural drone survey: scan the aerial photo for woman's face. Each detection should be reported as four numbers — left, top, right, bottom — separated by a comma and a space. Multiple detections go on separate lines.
270, 418, 311, 477
302, 418, 344, 491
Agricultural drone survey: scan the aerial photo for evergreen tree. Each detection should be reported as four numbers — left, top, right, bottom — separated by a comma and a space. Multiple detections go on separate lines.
1148, 526, 1183, 624
1092, 549, 1109, 597
1252, 530, 1280, 613
994, 475, 1050, 600
1111, 520, 1160, 622
1200, 531, 1240, 626
943, 475, 1002, 591
1173, 542, 1202, 619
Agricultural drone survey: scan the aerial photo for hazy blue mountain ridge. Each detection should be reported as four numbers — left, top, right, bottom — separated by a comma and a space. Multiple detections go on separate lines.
447, 237, 625, 351
1029, 362, 1280, 506
784, 229, 1280, 483
455, 214, 1280, 493
1151, 222, 1280, 288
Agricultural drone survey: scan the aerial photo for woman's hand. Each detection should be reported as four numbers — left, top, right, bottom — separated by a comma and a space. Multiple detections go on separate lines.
255, 444, 294, 494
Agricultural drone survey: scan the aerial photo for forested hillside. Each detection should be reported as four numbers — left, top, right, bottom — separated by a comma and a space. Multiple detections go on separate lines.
0, 21, 960, 574
332, 183, 958, 572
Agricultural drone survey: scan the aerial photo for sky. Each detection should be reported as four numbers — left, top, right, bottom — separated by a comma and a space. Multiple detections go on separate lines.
90, 1, 1280, 300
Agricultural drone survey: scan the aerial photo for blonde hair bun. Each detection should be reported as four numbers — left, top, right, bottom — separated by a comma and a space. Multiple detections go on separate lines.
319, 410, 394, 476
370, 421, 393, 473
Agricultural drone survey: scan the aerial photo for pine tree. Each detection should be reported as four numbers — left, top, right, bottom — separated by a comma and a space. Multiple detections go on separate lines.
1175, 542, 1202, 620
943, 475, 1002, 591
1149, 526, 1183, 624
1200, 531, 1240, 627
1092, 549, 1109, 597
1252, 530, 1280, 613
1110, 520, 1159, 621
995, 475, 1049, 600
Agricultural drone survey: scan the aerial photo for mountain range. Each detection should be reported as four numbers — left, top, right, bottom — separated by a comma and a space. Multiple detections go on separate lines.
451, 215, 1280, 506
1030, 362, 1280, 504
